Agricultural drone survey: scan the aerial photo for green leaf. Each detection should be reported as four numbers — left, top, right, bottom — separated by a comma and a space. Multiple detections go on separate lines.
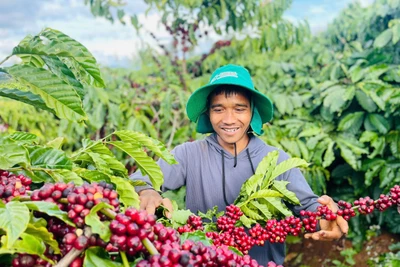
379, 165, 395, 188
262, 197, 293, 217
45, 137, 66, 149
373, 29, 393, 48
248, 189, 282, 201
85, 203, 113, 242
170, 209, 193, 229
239, 173, 263, 197
240, 204, 264, 220
87, 152, 114, 175
365, 161, 384, 186
80, 141, 127, 177
114, 130, 177, 165
7, 132, 37, 143
89, 152, 127, 177
6, 65, 86, 122
109, 176, 140, 209
0, 202, 30, 248
355, 89, 377, 112
280, 139, 301, 158
296, 139, 310, 162
0, 88, 56, 114
298, 126, 321, 138
322, 86, 347, 113
338, 112, 364, 133
392, 23, 400, 44
109, 141, 163, 191
162, 186, 186, 210
0, 233, 51, 263
41, 56, 85, 98
12, 28, 105, 88
19, 51, 45, 68
0, 144, 28, 169
28, 146, 72, 170
75, 169, 111, 183
365, 113, 390, 134
239, 214, 255, 228
250, 200, 272, 220
322, 141, 335, 168
179, 231, 213, 247
84, 247, 123, 267
272, 180, 300, 205
387, 131, 400, 158
349, 65, 365, 83
23, 201, 73, 226
47, 169, 84, 185
270, 157, 309, 180
25, 223, 60, 254
336, 141, 360, 170
255, 150, 279, 181
130, 15, 141, 32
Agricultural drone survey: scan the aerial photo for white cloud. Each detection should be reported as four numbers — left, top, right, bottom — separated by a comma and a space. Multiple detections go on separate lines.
357, 0, 374, 7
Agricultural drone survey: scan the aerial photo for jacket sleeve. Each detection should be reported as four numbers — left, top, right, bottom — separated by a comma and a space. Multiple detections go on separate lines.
276, 150, 320, 215
130, 143, 188, 193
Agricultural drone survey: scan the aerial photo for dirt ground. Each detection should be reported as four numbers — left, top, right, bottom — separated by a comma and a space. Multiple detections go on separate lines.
284, 232, 400, 267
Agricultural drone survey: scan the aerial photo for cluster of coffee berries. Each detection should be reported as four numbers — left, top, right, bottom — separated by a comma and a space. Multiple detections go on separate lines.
12, 254, 53, 267
337, 200, 356, 220
354, 197, 375, 214
13, 180, 119, 267
31, 181, 119, 228
108, 208, 157, 256
177, 214, 204, 233
204, 205, 255, 254
178, 185, 400, 257
0, 170, 31, 202
136, 239, 265, 267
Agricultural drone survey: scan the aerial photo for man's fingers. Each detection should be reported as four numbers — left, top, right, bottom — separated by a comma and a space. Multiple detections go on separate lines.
317, 195, 330, 206
304, 230, 342, 241
318, 195, 338, 212
145, 203, 157, 215
337, 216, 349, 234
161, 198, 174, 219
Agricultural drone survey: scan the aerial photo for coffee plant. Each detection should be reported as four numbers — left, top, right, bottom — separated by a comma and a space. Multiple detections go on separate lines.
0, 165, 398, 266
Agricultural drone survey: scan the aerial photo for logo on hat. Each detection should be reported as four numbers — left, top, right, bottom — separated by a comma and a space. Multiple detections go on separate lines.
210, 71, 238, 84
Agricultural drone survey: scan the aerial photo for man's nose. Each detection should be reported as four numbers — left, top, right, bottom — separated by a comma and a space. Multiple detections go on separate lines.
222, 110, 236, 123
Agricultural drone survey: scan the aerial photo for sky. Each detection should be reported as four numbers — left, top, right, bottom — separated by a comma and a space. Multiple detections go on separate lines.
0, 0, 374, 68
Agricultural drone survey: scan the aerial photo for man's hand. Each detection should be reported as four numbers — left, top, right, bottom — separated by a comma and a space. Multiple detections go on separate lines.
138, 189, 174, 218
304, 195, 349, 241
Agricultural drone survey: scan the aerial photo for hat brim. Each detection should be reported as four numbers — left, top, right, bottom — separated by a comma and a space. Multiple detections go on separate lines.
186, 82, 274, 125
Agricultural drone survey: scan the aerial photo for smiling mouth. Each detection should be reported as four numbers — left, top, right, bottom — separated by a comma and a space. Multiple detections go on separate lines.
222, 127, 239, 132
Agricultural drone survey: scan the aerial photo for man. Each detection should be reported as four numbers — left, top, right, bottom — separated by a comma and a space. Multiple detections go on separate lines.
131, 64, 348, 265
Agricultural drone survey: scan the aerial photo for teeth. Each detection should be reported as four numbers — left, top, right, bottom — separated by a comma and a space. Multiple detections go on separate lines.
224, 128, 238, 132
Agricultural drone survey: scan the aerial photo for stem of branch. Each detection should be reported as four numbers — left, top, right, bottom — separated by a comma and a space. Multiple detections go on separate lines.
166, 110, 179, 149
100, 207, 117, 219
0, 55, 11, 66
120, 251, 130, 267
53, 248, 83, 267
142, 238, 159, 255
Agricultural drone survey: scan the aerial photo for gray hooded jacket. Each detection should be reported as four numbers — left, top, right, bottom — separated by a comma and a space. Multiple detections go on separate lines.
130, 133, 320, 265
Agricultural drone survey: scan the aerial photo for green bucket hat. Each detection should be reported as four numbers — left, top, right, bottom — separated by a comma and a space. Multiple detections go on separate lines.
186, 64, 274, 135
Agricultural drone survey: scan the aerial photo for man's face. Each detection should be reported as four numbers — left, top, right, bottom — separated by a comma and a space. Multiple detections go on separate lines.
209, 91, 252, 151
